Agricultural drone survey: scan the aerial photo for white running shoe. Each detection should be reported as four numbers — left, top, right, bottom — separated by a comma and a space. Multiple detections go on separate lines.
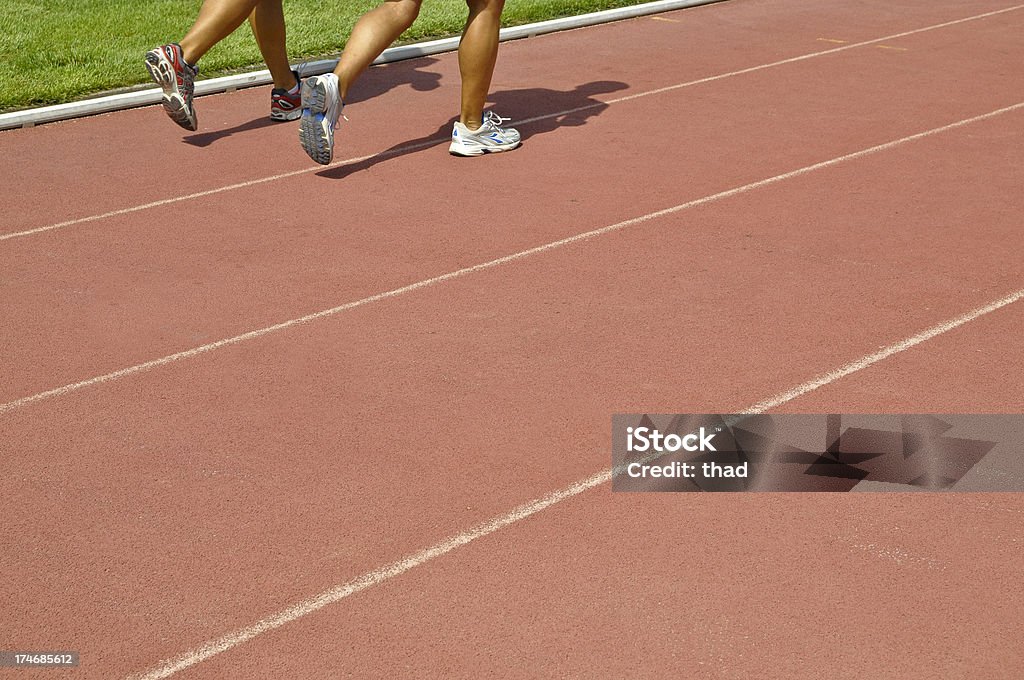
298, 74, 343, 165
449, 111, 521, 157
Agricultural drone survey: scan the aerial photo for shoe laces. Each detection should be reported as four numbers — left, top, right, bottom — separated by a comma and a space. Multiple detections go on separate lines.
481, 111, 511, 130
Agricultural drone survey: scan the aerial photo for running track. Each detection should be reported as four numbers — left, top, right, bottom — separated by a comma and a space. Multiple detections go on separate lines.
2, 0, 1023, 677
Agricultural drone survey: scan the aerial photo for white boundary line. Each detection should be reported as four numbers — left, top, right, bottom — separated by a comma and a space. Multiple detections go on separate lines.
741, 288, 1024, 414
125, 285, 1024, 680
0, 0, 722, 132
1, 2, 1022, 244
2, 99, 1023, 418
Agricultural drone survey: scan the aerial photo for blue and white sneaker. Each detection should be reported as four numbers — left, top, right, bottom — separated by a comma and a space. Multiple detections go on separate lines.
449, 112, 521, 157
298, 74, 343, 165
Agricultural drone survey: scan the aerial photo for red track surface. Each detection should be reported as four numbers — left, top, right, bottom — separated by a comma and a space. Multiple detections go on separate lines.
2, 0, 1022, 677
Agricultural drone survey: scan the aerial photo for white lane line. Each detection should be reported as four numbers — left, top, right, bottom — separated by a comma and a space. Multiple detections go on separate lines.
126, 469, 611, 680
541, 3, 1024, 118
3, 3, 1021, 244
742, 288, 1024, 414
126, 287, 1024, 680
3, 100, 1023, 417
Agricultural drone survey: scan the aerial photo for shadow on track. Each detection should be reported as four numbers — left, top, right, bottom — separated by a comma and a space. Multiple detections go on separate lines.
343, 56, 444, 105
315, 80, 628, 180
182, 115, 277, 148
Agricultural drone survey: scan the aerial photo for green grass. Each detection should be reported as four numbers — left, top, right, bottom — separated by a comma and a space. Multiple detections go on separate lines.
0, 0, 653, 112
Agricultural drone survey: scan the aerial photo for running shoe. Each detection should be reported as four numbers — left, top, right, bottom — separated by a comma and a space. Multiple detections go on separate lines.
298, 74, 343, 165
449, 111, 521, 157
270, 70, 303, 121
144, 43, 199, 131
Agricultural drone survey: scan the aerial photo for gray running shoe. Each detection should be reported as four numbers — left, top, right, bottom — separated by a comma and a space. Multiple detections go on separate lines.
298, 74, 343, 165
145, 43, 199, 131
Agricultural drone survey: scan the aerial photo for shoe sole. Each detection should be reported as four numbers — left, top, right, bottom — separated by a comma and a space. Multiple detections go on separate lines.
270, 108, 302, 122
449, 140, 522, 157
298, 77, 338, 165
144, 49, 197, 132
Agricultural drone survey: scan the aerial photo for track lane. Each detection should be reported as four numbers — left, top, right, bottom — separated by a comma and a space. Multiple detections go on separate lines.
2, 5, 1023, 403
2, 1, 1023, 678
